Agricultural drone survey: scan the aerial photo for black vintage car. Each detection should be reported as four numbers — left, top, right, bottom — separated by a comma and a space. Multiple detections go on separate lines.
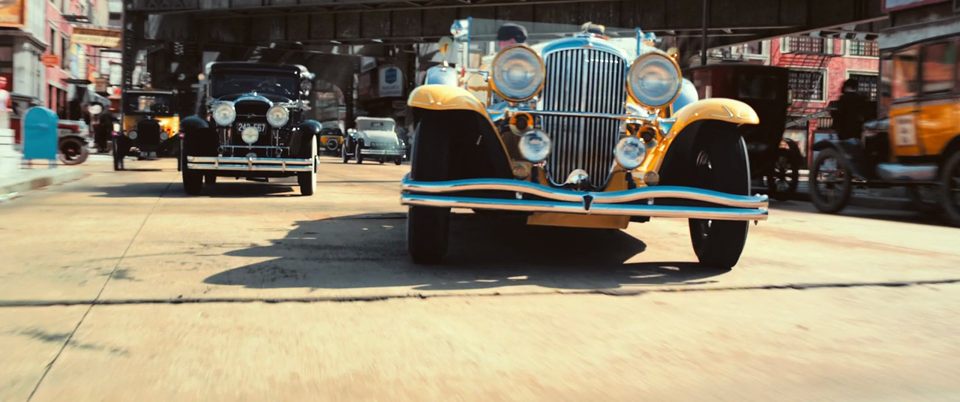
180, 62, 320, 196
114, 89, 180, 170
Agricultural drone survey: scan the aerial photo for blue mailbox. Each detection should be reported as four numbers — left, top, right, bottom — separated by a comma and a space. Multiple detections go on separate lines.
22, 107, 58, 162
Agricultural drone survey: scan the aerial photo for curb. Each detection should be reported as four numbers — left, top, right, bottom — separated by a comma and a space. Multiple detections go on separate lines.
0, 168, 85, 196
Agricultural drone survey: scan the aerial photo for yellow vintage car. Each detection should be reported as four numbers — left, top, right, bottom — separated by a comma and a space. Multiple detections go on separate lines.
809, 33, 960, 225
402, 23, 767, 267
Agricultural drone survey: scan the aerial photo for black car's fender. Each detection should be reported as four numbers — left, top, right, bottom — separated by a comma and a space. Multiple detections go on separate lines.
291, 119, 322, 158
411, 108, 512, 181
180, 116, 217, 158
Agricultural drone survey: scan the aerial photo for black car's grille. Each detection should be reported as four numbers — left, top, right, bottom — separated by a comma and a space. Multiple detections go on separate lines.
540, 48, 627, 188
235, 100, 270, 116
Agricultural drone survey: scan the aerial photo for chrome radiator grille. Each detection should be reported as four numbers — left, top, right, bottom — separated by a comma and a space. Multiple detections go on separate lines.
540, 48, 626, 187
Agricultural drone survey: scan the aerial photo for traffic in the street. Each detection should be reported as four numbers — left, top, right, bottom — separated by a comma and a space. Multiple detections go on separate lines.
1, 0, 959, 400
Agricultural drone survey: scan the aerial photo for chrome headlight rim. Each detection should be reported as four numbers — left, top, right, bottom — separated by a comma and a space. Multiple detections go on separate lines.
626, 52, 683, 109
614, 136, 647, 170
211, 102, 237, 127
127, 130, 138, 140
240, 126, 260, 145
490, 45, 546, 102
266, 105, 290, 128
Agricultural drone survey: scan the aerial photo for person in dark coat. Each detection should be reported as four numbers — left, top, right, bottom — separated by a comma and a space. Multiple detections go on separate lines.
497, 23, 528, 50
831, 79, 873, 141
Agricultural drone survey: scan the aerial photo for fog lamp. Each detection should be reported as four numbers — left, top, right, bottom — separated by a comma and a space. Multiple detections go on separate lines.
518, 129, 551, 163
614, 136, 646, 170
241, 126, 260, 145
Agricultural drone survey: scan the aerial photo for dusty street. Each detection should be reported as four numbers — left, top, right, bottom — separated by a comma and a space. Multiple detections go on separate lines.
1, 155, 958, 401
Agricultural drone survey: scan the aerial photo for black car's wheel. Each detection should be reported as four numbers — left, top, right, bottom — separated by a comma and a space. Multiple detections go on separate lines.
341, 141, 350, 163
58, 137, 89, 165
204, 174, 217, 186
766, 147, 800, 201
379, 158, 385, 165
112, 140, 124, 171
687, 125, 751, 269
355, 143, 364, 164
407, 121, 450, 264
940, 151, 960, 226
810, 148, 852, 214
182, 155, 203, 195
298, 137, 317, 196
394, 156, 402, 165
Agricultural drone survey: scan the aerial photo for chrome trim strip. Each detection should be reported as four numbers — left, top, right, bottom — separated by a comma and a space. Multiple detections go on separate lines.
360, 149, 405, 156
187, 163, 313, 173
401, 194, 767, 221
400, 175, 768, 209
187, 156, 312, 165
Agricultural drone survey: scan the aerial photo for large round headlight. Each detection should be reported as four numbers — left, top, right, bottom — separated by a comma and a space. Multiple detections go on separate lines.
614, 136, 647, 170
627, 52, 682, 108
518, 129, 551, 163
266, 105, 290, 128
241, 126, 260, 145
127, 130, 138, 140
212, 102, 236, 126
491, 45, 545, 102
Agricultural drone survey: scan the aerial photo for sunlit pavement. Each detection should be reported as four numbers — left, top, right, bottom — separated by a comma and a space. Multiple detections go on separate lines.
1, 155, 958, 401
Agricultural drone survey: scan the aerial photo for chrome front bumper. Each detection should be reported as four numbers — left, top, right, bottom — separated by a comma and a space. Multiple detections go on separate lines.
186, 156, 314, 173
400, 175, 768, 221
360, 148, 405, 157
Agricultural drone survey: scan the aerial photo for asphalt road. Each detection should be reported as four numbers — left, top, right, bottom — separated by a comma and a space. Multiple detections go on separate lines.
1, 155, 959, 401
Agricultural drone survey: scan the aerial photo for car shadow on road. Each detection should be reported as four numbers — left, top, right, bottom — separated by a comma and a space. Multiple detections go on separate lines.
91, 181, 298, 198
204, 213, 728, 292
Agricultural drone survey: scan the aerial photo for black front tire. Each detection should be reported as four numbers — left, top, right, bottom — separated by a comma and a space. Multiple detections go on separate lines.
355, 143, 364, 164
809, 148, 853, 213
204, 174, 217, 187
298, 137, 318, 196
687, 124, 751, 269
58, 138, 89, 165
407, 120, 451, 264
181, 154, 203, 195
940, 151, 960, 226
394, 157, 402, 165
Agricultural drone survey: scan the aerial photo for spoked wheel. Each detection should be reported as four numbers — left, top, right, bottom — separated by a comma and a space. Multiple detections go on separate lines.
686, 123, 751, 269
766, 148, 800, 201
58, 138, 89, 165
809, 148, 852, 214
940, 151, 960, 226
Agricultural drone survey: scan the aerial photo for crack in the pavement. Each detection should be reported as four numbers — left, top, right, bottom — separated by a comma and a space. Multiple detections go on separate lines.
3, 278, 958, 308
25, 182, 171, 402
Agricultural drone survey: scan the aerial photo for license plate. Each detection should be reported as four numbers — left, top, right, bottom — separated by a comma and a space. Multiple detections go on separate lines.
237, 122, 266, 132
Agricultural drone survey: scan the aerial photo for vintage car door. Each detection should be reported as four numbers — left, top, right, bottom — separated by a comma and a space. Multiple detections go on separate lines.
914, 39, 959, 157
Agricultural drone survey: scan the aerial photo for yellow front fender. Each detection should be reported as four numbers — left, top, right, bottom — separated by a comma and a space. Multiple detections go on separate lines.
408, 85, 490, 118
641, 98, 759, 174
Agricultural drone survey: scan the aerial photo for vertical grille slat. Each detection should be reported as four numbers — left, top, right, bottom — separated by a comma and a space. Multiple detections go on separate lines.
540, 48, 626, 188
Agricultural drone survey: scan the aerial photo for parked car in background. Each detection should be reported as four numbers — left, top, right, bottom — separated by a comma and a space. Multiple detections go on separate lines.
342, 116, 405, 165
180, 62, 320, 196
56, 120, 93, 165
401, 22, 768, 267
115, 89, 181, 169
319, 126, 344, 154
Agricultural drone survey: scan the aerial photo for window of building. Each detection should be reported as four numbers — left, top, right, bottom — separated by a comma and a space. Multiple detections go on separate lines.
788, 70, 825, 101
892, 47, 919, 99
745, 41, 764, 55
848, 40, 879, 57
49, 29, 56, 55
921, 42, 955, 93
848, 73, 879, 101
785, 36, 825, 54
62, 37, 69, 69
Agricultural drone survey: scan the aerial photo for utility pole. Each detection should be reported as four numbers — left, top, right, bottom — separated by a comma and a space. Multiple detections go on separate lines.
701, 0, 709, 66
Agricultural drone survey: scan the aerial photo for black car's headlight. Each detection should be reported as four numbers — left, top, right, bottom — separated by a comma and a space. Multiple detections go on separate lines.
266, 105, 290, 128
212, 102, 237, 126
491, 45, 545, 102
627, 52, 682, 109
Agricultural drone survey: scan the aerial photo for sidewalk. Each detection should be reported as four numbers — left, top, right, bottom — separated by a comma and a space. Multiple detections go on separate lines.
0, 160, 86, 199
